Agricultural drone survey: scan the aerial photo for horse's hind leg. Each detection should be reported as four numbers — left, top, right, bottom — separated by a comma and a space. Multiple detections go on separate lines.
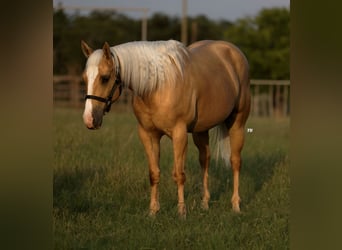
138, 125, 162, 216
227, 113, 247, 212
192, 131, 210, 210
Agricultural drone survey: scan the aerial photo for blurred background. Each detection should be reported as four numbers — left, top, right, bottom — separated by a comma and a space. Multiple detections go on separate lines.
53, 0, 290, 118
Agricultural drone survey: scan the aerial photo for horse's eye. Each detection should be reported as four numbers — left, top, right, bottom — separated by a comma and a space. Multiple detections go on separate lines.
101, 75, 110, 84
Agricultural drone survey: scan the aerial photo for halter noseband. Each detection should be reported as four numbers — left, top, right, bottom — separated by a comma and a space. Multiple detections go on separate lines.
85, 51, 122, 113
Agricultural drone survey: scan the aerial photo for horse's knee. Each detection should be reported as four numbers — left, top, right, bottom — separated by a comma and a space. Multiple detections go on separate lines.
149, 170, 160, 185
173, 171, 186, 184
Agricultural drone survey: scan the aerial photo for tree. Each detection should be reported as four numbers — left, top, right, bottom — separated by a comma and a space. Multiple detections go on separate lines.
224, 7, 290, 79
53, 9, 140, 74
189, 15, 232, 43
148, 13, 181, 41
53, 8, 71, 74
53, 7, 289, 79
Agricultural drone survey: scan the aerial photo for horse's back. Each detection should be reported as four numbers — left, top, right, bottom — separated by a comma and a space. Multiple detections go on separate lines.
188, 40, 249, 89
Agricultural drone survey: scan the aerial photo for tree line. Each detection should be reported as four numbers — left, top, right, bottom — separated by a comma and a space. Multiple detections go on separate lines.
53, 7, 289, 79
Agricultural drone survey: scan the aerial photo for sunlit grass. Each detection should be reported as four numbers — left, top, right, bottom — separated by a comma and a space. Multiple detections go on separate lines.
54, 108, 289, 249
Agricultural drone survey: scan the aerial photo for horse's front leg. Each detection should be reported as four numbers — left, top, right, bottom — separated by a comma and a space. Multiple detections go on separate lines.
171, 124, 188, 218
138, 125, 162, 216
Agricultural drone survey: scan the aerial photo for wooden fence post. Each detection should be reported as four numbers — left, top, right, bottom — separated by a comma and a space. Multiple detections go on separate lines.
70, 77, 79, 108
283, 85, 289, 116
274, 85, 281, 118
253, 85, 259, 117
268, 85, 274, 116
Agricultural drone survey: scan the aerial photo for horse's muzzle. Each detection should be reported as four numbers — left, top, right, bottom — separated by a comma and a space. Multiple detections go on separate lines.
83, 108, 103, 129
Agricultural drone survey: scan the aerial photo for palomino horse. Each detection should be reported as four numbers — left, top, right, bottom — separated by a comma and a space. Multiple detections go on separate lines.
81, 40, 250, 217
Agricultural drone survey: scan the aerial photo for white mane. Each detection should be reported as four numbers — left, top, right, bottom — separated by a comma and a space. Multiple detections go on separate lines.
111, 40, 189, 96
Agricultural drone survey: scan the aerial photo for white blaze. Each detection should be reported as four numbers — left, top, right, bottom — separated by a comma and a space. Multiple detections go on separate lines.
83, 66, 98, 126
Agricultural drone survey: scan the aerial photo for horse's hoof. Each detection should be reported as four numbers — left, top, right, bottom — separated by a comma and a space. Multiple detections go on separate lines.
232, 202, 241, 213
149, 202, 160, 217
231, 195, 241, 213
149, 210, 157, 217
201, 200, 209, 210
178, 203, 186, 219
178, 212, 186, 220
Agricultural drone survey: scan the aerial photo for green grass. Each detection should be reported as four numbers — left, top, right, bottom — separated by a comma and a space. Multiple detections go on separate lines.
54, 108, 289, 249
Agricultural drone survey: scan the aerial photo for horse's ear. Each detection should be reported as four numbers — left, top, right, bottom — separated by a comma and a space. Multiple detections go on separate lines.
102, 42, 112, 61
81, 40, 93, 58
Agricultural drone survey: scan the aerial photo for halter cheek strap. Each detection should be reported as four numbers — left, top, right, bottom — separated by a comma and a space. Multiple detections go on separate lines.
85, 50, 122, 113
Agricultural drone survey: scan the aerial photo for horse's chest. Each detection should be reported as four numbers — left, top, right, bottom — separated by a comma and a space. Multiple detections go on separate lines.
132, 97, 169, 131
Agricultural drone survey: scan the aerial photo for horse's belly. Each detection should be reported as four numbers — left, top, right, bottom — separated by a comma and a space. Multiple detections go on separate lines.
193, 90, 236, 132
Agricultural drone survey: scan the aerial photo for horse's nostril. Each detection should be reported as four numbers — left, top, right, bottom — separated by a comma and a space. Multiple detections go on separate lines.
91, 110, 103, 128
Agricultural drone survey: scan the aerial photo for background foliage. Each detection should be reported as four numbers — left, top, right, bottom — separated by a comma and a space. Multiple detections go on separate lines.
53, 7, 289, 79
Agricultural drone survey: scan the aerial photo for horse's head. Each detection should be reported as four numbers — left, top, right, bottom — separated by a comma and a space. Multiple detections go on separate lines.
81, 41, 122, 129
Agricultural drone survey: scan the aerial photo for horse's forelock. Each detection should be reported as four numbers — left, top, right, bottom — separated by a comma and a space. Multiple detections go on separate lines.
86, 49, 103, 69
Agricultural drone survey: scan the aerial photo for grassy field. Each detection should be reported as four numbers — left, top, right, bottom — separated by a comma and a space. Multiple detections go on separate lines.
53, 107, 289, 249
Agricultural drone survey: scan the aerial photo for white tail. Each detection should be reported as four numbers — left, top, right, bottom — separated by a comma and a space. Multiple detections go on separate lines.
211, 123, 231, 167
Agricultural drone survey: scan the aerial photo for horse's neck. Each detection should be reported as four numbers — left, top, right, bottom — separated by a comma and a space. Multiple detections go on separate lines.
113, 41, 189, 97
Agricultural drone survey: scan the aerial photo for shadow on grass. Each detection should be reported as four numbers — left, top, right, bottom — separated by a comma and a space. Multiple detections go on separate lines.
187, 148, 287, 211
53, 164, 117, 214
